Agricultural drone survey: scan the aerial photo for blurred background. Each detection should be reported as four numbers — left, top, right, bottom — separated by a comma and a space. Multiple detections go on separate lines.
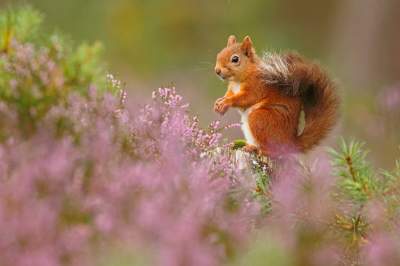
0, 0, 399, 168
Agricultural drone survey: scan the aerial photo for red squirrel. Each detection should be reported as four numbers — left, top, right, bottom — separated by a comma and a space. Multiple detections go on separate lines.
214, 35, 339, 157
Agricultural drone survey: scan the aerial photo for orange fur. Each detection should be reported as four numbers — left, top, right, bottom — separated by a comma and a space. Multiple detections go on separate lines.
214, 35, 339, 157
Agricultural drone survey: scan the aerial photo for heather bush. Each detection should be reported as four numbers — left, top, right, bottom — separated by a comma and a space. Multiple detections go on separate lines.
1, 7, 400, 266
0, 6, 108, 137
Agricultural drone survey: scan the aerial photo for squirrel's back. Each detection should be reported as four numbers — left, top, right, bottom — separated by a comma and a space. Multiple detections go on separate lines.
260, 52, 340, 152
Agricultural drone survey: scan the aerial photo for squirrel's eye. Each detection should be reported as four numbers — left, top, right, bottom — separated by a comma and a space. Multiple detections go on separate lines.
231, 55, 240, 63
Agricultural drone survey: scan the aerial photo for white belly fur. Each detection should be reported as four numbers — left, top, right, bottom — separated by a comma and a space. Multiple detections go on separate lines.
230, 82, 257, 146
239, 108, 257, 146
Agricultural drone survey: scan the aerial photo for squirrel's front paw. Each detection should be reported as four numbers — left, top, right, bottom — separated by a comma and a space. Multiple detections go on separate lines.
214, 98, 230, 115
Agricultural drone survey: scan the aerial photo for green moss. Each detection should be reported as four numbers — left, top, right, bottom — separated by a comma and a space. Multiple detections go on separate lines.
232, 139, 247, 150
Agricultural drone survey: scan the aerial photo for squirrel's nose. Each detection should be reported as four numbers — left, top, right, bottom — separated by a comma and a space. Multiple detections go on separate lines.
215, 68, 221, 75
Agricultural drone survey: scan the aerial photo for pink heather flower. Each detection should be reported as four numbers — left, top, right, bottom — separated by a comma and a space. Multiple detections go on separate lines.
365, 200, 387, 228
311, 243, 342, 266
1, 84, 262, 266
265, 154, 341, 263
1, 38, 361, 266
95, 212, 114, 234
378, 83, 400, 112
363, 233, 400, 266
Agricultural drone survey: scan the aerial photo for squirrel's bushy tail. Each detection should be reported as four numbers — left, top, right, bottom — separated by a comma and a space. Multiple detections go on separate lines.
289, 54, 339, 152
264, 52, 340, 152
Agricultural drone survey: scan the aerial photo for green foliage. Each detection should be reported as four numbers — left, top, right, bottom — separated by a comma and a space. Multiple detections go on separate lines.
63, 40, 107, 93
329, 139, 400, 209
233, 232, 291, 266
232, 139, 247, 150
328, 139, 400, 249
96, 244, 153, 266
249, 154, 273, 214
375, 159, 400, 219
239, 139, 400, 262
0, 6, 43, 52
329, 139, 376, 203
0, 6, 113, 136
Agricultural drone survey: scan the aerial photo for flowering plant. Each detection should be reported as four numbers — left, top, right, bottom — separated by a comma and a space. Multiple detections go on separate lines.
1, 7, 400, 266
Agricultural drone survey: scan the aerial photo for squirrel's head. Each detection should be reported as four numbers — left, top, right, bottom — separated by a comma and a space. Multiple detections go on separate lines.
215, 35, 258, 82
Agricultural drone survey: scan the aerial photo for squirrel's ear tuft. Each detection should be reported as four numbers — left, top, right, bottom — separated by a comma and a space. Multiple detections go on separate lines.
241, 36, 254, 57
227, 35, 237, 47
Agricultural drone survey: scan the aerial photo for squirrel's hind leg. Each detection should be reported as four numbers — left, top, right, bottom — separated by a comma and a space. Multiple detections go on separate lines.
248, 107, 297, 156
